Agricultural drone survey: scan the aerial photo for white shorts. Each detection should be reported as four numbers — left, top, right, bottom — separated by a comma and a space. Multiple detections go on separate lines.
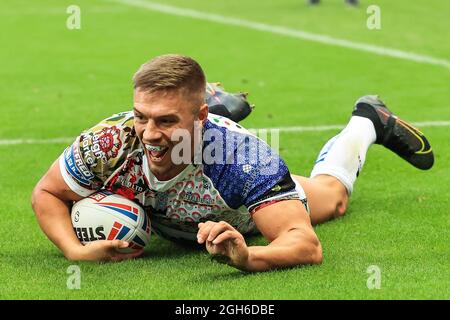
292, 175, 310, 214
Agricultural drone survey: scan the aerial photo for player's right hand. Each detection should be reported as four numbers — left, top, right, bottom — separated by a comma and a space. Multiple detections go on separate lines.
73, 240, 144, 262
197, 221, 249, 270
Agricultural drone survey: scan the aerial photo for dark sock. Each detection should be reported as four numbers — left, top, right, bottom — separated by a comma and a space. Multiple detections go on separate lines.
352, 103, 383, 144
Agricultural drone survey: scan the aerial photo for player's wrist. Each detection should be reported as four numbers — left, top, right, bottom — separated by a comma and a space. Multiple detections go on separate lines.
63, 243, 86, 261
230, 249, 252, 272
237, 247, 272, 272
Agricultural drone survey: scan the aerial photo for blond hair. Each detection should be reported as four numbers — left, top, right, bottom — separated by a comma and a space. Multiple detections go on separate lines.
133, 54, 206, 106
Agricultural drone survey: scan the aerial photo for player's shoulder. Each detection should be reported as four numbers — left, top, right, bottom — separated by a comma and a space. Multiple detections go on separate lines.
75, 111, 140, 167
202, 114, 290, 209
60, 111, 142, 195
82, 111, 135, 135
205, 113, 251, 135
80, 111, 137, 143
203, 113, 278, 164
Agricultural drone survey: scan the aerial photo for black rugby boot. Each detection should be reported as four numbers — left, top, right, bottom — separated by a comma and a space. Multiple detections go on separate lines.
352, 95, 434, 170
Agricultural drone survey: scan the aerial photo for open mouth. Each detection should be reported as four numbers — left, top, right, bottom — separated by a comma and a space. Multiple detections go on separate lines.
145, 144, 169, 162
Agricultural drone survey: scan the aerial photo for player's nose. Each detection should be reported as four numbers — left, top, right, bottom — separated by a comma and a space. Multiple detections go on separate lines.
142, 121, 163, 143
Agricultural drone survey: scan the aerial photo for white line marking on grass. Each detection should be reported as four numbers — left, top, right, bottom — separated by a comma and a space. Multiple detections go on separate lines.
268, 124, 346, 132
110, 0, 450, 69
0, 137, 74, 146
260, 121, 450, 132
1, 121, 449, 146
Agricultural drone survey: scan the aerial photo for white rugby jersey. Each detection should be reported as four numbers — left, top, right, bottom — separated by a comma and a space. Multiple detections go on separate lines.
60, 112, 307, 241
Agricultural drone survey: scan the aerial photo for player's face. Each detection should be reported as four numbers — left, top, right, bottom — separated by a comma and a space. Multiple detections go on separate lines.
133, 89, 208, 181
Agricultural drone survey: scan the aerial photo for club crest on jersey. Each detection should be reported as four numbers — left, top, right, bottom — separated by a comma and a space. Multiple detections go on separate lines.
92, 126, 122, 162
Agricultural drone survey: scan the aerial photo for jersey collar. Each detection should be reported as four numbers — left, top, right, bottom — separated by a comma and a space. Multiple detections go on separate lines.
142, 152, 197, 192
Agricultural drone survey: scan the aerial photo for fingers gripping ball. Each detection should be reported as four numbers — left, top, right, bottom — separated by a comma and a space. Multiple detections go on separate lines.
206, 82, 254, 123
71, 191, 151, 253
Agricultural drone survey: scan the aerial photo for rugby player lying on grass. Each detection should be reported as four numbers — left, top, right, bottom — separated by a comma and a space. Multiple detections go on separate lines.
31, 54, 433, 272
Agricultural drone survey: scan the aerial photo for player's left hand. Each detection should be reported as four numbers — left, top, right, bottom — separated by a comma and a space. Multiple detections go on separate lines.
197, 221, 249, 270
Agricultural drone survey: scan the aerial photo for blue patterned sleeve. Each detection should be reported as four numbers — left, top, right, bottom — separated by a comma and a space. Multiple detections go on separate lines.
202, 122, 299, 211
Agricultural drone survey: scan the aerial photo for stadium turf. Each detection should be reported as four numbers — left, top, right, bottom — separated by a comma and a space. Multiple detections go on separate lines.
0, 0, 448, 299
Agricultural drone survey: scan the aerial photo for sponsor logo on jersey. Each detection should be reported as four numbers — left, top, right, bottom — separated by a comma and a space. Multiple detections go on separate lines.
64, 145, 94, 185
182, 191, 214, 206
122, 177, 145, 193
81, 137, 96, 165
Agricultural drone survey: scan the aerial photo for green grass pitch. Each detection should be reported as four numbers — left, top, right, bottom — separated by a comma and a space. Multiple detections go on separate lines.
0, 0, 449, 299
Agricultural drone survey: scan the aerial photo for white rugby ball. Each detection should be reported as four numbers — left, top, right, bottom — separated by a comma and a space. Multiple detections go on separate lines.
71, 191, 151, 252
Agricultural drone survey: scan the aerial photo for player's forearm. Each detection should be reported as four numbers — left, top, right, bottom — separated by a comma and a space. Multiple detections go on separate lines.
31, 189, 83, 260
243, 229, 322, 272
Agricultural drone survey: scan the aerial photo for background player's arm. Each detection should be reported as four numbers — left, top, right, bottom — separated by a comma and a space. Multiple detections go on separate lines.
31, 159, 142, 261
197, 200, 322, 272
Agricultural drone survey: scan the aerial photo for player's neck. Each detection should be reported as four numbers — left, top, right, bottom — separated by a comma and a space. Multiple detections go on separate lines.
151, 163, 190, 181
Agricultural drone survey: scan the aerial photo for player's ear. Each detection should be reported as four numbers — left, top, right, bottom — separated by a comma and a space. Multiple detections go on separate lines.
198, 103, 208, 124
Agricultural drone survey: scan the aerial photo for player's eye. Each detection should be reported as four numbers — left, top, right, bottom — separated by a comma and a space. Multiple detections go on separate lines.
134, 113, 145, 121
159, 118, 176, 125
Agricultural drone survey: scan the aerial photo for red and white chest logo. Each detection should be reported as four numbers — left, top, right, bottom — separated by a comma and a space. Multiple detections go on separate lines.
95, 126, 122, 160
99, 133, 114, 152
